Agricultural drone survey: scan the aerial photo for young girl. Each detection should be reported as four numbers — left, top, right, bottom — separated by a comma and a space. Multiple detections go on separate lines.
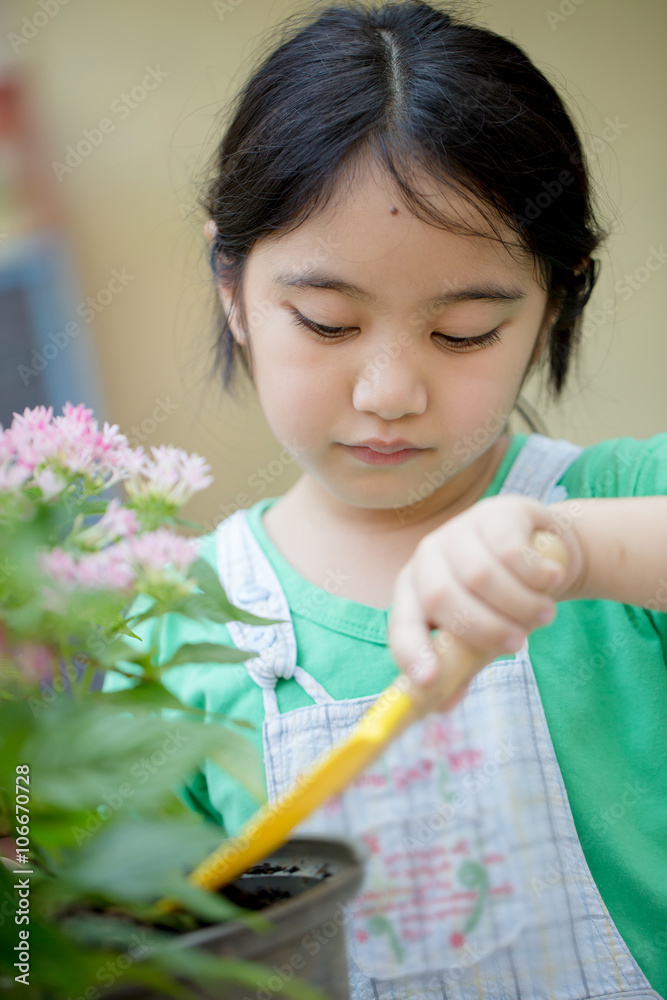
105, 1, 667, 995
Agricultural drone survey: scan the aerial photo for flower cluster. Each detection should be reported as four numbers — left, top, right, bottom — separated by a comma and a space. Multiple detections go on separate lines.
38, 529, 199, 594
124, 444, 214, 511
0, 402, 140, 497
0, 403, 214, 602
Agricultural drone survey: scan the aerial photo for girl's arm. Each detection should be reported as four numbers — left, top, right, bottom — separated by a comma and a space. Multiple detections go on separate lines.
551, 496, 667, 609
387, 493, 666, 703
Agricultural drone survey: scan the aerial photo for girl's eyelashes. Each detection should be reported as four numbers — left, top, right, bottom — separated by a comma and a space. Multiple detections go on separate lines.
289, 309, 503, 350
434, 328, 502, 350
290, 310, 349, 340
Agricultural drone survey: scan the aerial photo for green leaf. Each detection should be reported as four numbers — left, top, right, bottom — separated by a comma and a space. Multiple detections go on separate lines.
0, 866, 125, 998
70, 498, 109, 516
95, 636, 148, 667
114, 620, 143, 641
157, 872, 270, 928
28, 809, 111, 850
126, 605, 162, 627
96, 681, 189, 713
162, 641, 259, 667
153, 947, 332, 1000
203, 724, 266, 803
186, 557, 286, 627
62, 816, 249, 918
59, 911, 174, 953
25, 699, 231, 812
20, 697, 265, 814
168, 592, 278, 629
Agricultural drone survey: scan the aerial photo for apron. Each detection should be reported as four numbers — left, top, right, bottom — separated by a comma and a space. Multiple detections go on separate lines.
215, 433, 663, 999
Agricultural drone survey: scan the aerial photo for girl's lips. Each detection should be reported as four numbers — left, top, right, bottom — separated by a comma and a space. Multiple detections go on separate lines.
342, 445, 423, 465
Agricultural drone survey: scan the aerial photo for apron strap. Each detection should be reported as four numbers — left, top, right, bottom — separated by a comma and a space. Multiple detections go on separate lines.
498, 433, 583, 502
215, 508, 335, 717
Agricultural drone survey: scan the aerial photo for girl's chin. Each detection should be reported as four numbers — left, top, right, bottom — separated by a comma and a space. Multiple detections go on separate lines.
320, 478, 432, 511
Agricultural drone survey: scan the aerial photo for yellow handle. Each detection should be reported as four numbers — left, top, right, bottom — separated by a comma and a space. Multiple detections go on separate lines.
152, 527, 569, 910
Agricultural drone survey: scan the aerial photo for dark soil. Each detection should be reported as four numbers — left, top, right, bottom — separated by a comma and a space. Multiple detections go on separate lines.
57, 860, 335, 932
221, 860, 332, 910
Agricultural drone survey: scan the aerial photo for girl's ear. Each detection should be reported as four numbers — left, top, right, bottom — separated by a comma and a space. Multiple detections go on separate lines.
204, 220, 247, 348
528, 297, 560, 370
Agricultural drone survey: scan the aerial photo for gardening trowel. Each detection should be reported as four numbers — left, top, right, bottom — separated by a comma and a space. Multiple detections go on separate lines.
156, 528, 568, 911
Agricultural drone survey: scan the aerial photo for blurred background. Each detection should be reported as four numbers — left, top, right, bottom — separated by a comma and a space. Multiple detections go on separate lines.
0, 0, 665, 529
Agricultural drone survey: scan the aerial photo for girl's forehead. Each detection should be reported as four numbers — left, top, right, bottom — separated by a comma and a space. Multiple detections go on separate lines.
251, 216, 537, 294
251, 159, 535, 280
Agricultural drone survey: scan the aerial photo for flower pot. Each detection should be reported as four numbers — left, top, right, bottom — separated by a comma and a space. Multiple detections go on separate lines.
106, 835, 367, 1000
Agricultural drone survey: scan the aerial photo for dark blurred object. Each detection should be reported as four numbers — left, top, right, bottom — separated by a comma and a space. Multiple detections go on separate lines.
0, 837, 17, 865
0, 61, 105, 430
0, 68, 61, 236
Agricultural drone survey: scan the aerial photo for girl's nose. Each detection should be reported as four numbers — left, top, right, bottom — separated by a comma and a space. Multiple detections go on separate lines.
352, 348, 427, 420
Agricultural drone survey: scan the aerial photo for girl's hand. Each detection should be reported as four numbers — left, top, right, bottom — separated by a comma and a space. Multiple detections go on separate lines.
387, 494, 586, 712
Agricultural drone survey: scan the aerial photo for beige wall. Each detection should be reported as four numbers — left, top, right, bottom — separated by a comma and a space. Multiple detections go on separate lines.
6, 0, 666, 527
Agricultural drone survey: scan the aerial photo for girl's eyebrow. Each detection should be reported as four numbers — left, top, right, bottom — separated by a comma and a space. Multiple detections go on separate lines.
270, 267, 528, 306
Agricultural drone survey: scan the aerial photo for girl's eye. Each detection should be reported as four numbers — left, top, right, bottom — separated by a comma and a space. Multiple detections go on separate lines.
290, 310, 502, 349
433, 328, 502, 350
290, 311, 352, 340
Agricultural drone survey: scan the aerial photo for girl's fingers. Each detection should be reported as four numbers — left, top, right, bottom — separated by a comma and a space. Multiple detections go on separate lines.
388, 564, 441, 683
389, 559, 518, 685
473, 497, 568, 590
388, 567, 502, 711
407, 538, 546, 653
388, 496, 579, 698
445, 524, 557, 629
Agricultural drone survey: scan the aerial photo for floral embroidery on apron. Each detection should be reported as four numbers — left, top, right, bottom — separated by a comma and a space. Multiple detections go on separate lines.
216, 434, 664, 999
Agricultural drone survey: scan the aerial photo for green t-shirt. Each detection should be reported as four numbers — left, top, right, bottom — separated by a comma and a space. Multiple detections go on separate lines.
103, 431, 667, 994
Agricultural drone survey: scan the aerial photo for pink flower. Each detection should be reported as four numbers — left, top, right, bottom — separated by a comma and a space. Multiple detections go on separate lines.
0, 622, 56, 684
75, 548, 135, 590
123, 528, 198, 575
38, 548, 79, 586
13, 641, 56, 683
38, 544, 136, 592
0, 403, 147, 495
38, 527, 197, 594
98, 498, 140, 539
0, 463, 32, 491
7, 405, 54, 438
125, 445, 213, 508
0, 405, 213, 508
172, 452, 215, 502
32, 467, 67, 500
77, 498, 140, 547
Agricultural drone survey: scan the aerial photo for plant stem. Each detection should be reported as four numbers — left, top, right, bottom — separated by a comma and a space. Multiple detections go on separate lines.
59, 643, 81, 703
78, 660, 97, 697
149, 614, 163, 670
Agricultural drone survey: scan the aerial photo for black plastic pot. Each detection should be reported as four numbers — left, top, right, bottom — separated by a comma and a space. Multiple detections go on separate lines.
107, 835, 367, 1000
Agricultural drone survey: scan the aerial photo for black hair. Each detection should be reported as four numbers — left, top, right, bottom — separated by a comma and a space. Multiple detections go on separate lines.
198, 0, 609, 404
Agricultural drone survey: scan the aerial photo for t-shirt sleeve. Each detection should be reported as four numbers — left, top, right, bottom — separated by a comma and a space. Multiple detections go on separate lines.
561, 432, 667, 660
180, 767, 226, 829
563, 432, 667, 499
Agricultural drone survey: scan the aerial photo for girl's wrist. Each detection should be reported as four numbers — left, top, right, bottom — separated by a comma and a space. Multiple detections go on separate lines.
546, 496, 667, 608
542, 500, 590, 602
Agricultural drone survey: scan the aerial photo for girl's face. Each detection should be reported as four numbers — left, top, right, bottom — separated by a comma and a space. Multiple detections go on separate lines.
213, 160, 557, 523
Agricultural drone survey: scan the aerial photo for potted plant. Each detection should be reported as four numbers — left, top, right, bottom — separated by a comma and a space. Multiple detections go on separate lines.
0, 403, 365, 1000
